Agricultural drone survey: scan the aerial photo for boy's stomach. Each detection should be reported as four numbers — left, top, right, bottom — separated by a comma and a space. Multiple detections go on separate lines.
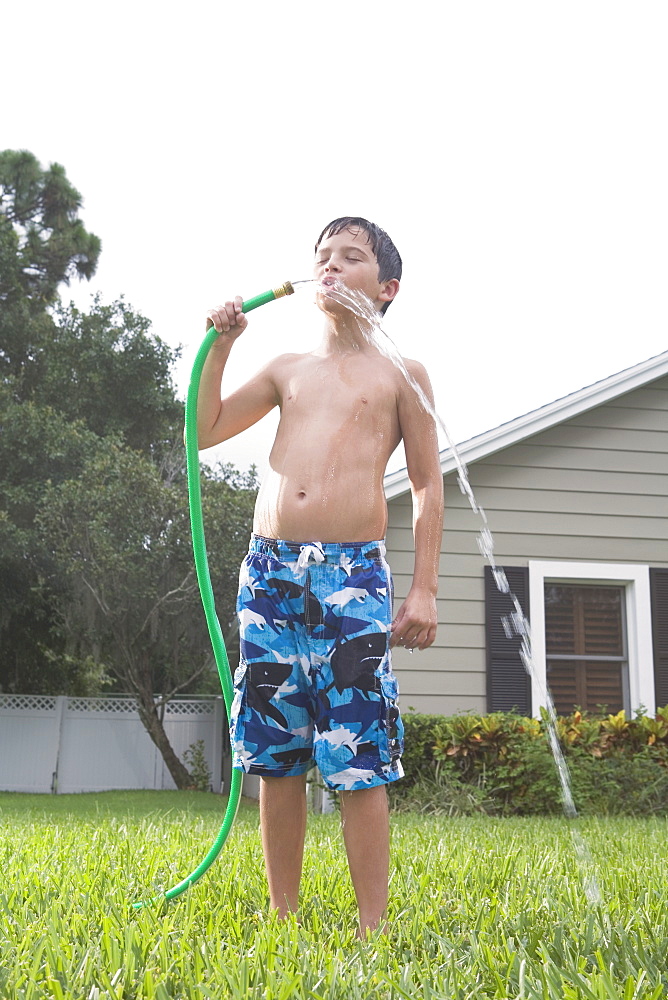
252, 467, 388, 543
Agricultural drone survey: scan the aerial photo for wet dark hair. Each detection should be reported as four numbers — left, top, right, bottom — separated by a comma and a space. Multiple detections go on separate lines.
314, 216, 402, 314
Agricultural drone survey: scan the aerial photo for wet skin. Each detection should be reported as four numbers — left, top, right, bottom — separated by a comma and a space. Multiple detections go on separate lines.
198, 225, 444, 934
197, 226, 443, 651
253, 345, 406, 542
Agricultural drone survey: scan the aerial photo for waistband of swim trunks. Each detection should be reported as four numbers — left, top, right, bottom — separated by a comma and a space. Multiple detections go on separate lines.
249, 534, 386, 563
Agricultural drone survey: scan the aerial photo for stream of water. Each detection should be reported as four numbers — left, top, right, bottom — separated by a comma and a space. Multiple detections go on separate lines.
297, 277, 603, 905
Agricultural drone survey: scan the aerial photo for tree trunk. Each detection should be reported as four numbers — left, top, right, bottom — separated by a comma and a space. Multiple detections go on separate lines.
135, 685, 193, 790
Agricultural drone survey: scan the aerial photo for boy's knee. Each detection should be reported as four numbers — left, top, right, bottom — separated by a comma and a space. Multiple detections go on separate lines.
340, 784, 388, 808
341, 783, 385, 796
260, 773, 307, 794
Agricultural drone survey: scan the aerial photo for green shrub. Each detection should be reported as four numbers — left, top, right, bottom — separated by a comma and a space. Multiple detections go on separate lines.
391, 758, 494, 816
183, 739, 213, 792
389, 706, 668, 816
569, 748, 668, 816
395, 712, 446, 787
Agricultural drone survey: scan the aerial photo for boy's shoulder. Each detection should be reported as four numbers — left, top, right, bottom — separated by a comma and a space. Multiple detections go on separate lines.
261, 350, 313, 378
266, 350, 312, 367
401, 356, 428, 376
397, 355, 432, 390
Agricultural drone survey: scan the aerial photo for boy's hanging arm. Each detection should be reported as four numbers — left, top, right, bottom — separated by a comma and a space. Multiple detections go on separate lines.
390, 360, 444, 651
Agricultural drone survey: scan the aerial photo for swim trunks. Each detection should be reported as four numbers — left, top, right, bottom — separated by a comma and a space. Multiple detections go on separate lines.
230, 535, 404, 791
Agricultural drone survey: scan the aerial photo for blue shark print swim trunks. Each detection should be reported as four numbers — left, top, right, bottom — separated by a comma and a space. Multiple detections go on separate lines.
230, 535, 404, 791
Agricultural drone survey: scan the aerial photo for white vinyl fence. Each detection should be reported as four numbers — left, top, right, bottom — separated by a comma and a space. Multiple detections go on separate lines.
0, 694, 228, 794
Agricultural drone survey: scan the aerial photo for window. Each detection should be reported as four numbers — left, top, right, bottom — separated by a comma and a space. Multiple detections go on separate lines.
544, 583, 627, 714
528, 561, 655, 717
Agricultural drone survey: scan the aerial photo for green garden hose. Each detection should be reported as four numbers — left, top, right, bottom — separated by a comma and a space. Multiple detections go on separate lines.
133, 281, 295, 908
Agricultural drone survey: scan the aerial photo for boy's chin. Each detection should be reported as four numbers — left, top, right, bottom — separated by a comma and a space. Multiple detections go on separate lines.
315, 288, 350, 316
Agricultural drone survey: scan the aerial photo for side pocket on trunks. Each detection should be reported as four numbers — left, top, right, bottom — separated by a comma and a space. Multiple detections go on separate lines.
229, 661, 249, 748
379, 670, 404, 764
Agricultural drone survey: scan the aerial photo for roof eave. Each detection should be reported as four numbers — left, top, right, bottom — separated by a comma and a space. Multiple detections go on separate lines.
385, 349, 668, 500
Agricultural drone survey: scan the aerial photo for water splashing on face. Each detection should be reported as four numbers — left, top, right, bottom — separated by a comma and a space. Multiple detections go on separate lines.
305, 277, 602, 905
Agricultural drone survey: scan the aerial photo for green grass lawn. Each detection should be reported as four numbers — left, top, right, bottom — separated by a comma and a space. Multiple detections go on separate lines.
1, 790, 667, 999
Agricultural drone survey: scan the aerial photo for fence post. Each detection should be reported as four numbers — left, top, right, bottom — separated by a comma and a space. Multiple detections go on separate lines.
51, 696, 67, 794
212, 697, 224, 793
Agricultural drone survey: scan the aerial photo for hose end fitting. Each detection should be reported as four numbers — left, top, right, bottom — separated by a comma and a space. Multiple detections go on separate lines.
273, 281, 294, 299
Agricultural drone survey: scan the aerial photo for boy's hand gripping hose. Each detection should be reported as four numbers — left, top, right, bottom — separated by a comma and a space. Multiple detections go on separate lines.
132, 281, 294, 909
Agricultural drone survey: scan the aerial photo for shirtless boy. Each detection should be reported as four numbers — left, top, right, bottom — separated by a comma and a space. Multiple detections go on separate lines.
197, 217, 443, 935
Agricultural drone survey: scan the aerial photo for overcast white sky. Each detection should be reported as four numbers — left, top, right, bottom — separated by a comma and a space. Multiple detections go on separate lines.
4, 1, 667, 477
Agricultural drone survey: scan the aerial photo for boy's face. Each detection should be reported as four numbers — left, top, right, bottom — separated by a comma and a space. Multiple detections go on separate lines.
314, 226, 398, 315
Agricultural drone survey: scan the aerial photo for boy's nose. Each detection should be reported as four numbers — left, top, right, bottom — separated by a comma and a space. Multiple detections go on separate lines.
325, 259, 341, 272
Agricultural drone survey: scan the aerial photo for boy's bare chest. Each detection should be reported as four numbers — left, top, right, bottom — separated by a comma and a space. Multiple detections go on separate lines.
277, 357, 397, 424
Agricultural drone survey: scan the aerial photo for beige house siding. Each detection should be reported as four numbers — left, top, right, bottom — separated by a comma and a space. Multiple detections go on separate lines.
387, 375, 668, 715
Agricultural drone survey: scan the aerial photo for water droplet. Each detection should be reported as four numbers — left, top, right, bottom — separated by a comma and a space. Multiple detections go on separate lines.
477, 528, 495, 561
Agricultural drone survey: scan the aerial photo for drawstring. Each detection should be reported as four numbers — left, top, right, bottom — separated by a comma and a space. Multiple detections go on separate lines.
296, 543, 325, 571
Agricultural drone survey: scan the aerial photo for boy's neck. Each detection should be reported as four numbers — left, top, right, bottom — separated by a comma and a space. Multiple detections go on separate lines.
316, 312, 377, 355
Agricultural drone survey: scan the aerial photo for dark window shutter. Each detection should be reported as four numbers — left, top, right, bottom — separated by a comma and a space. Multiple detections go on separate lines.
650, 568, 668, 711
485, 565, 531, 714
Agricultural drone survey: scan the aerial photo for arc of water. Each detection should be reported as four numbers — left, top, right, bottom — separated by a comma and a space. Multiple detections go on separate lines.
325, 280, 602, 904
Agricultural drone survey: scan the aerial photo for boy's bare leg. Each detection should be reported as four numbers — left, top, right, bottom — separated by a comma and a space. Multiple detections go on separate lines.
339, 784, 390, 936
259, 773, 307, 917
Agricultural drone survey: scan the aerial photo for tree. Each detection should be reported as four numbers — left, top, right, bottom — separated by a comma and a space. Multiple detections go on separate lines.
0, 292, 185, 692
38, 447, 257, 789
28, 297, 184, 454
0, 386, 110, 693
0, 149, 101, 384
0, 150, 109, 690
0, 152, 183, 688
0, 149, 258, 787
0, 149, 100, 300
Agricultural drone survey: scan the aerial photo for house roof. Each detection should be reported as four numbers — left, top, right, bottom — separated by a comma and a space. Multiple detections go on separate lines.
385, 349, 668, 500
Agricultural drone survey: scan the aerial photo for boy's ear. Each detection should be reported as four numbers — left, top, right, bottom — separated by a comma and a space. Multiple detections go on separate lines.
379, 278, 400, 307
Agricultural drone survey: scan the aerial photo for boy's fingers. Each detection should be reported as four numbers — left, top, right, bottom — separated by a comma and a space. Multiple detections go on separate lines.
390, 611, 436, 649
206, 300, 247, 334
416, 626, 436, 650
206, 306, 230, 333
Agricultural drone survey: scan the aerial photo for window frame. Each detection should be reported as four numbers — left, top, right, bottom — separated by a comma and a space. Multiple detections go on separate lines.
528, 561, 655, 717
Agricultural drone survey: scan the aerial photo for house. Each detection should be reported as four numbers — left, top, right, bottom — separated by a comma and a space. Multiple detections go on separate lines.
385, 351, 668, 719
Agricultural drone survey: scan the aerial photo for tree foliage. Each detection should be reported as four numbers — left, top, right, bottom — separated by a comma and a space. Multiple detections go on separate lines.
38, 450, 257, 788
0, 387, 108, 693
0, 149, 259, 787
0, 290, 186, 694
0, 149, 100, 303
0, 149, 101, 383
33, 297, 183, 453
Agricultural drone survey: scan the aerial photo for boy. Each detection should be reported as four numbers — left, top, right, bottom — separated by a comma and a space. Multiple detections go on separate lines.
198, 217, 443, 935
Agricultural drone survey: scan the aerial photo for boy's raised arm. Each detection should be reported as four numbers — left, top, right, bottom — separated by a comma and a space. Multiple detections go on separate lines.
391, 361, 444, 651
197, 298, 279, 450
